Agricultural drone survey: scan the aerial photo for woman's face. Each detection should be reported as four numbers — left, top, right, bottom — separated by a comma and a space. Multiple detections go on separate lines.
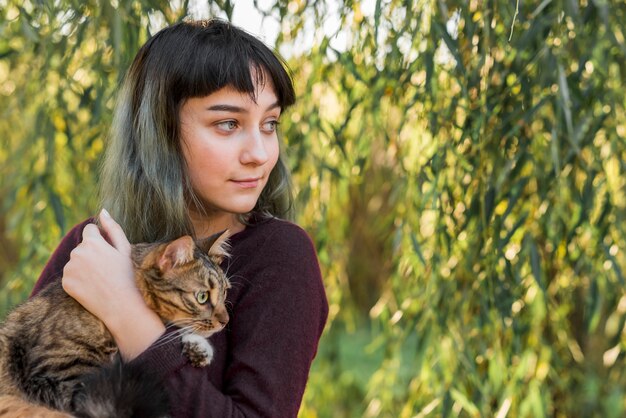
180, 80, 281, 221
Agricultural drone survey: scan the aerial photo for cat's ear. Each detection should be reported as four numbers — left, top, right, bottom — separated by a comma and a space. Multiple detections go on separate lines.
158, 236, 195, 272
197, 230, 231, 265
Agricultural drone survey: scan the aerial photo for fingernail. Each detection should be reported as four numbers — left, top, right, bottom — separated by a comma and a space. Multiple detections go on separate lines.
101, 208, 111, 218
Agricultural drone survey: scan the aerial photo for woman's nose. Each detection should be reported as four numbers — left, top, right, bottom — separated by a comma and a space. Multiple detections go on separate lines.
240, 130, 270, 165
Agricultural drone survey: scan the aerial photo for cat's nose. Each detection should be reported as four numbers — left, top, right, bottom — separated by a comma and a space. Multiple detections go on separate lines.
215, 307, 229, 326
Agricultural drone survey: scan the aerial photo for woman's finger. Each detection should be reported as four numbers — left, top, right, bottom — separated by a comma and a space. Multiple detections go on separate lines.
81, 222, 102, 241
98, 208, 131, 255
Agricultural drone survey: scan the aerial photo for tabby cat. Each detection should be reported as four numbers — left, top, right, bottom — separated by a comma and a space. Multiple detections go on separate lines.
0, 230, 230, 417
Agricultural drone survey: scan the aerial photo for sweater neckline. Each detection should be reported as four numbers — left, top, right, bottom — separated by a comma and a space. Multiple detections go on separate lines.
226, 213, 274, 246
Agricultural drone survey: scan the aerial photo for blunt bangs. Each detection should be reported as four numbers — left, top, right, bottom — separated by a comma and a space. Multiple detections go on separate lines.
149, 19, 295, 110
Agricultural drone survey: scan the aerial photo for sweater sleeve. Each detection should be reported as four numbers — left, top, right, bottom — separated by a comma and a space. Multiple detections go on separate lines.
31, 219, 93, 296
130, 222, 329, 418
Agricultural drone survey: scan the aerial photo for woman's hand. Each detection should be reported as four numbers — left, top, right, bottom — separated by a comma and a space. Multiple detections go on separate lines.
62, 209, 165, 360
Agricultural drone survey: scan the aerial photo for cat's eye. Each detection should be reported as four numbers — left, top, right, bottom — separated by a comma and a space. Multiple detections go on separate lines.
196, 291, 209, 305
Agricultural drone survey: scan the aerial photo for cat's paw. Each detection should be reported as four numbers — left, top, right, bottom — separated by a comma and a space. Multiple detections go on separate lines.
181, 334, 214, 367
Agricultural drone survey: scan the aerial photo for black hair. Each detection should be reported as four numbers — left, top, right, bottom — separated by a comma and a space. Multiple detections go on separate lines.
100, 19, 296, 243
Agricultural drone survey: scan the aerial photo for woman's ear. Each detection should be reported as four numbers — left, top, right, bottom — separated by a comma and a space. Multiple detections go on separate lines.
197, 230, 231, 264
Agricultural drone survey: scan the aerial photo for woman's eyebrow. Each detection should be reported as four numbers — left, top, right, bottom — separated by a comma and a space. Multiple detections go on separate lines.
206, 101, 281, 113
266, 102, 281, 112
206, 104, 246, 112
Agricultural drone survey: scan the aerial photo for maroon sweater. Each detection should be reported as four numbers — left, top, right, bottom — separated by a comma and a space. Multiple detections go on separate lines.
32, 215, 328, 418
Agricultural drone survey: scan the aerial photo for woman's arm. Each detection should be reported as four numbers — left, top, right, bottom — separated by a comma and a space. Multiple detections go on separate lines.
60, 210, 166, 360
34, 215, 328, 417
32, 218, 92, 296
130, 222, 329, 417
33, 211, 166, 359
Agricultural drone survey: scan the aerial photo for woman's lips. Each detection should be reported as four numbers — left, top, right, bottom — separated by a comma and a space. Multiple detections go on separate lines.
231, 178, 261, 188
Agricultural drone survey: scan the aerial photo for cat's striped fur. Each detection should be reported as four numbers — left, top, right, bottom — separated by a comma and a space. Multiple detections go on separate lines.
0, 231, 230, 417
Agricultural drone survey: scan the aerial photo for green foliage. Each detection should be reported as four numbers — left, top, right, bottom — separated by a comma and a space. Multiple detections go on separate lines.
1, 0, 625, 417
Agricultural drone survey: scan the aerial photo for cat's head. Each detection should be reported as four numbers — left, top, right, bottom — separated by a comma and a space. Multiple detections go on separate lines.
133, 231, 231, 337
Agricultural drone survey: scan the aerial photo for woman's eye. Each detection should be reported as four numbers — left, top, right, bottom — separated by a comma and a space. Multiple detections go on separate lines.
196, 291, 209, 304
216, 120, 238, 131
262, 120, 279, 133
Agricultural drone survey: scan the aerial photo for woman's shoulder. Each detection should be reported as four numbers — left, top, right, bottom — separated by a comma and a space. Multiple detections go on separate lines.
48, 217, 95, 259
254, 215, 310, 236
69, 217, 95, 236
239, 216, 317, 256
225, 215, 322, 285
32, 217, 94, 296
227, 215, 327, 315
59, 218, 94, 249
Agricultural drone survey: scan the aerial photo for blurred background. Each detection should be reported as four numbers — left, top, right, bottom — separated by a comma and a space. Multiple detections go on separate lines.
1, 0, 625, 416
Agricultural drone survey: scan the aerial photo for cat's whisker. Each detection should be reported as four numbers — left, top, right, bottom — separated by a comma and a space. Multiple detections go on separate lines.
225, 272, 247, 289
152, 325, 198, 348
166, 319, 195, 327
151, 335, 185, 349
168, 324, 196, 336
223, 263, 234, 279
154, 330, 184, 344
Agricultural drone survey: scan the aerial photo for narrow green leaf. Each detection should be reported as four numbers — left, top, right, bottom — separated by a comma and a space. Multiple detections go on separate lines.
450, 388, 480, 416
499, 212, 528, 249
410, 234, 426, 266
525, 234, 546, 293
484, 187, 495, 225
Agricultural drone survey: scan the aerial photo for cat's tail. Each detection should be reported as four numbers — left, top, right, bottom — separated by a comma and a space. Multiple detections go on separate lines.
71, 358, 170, 418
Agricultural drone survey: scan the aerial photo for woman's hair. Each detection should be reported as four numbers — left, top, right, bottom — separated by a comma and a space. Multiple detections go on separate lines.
99, 19, 296, 243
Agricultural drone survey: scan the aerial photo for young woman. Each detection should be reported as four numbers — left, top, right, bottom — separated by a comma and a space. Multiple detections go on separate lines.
31, 19, 328, 417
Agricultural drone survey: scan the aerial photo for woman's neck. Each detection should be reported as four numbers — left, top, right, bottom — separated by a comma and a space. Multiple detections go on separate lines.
188, 209, 246, 239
